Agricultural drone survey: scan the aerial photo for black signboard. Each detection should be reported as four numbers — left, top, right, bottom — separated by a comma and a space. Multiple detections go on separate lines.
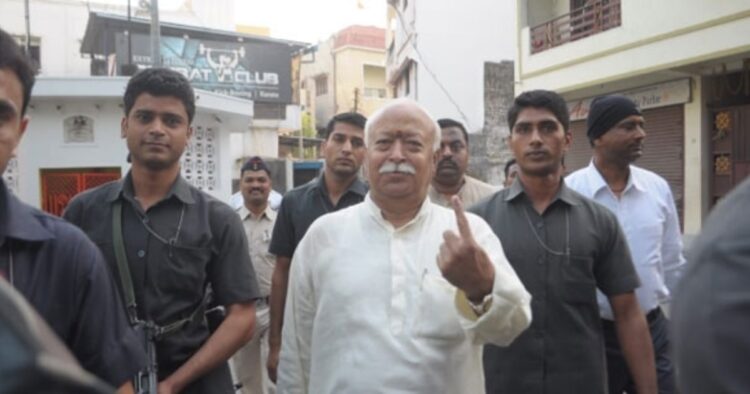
116, 33, 293, 103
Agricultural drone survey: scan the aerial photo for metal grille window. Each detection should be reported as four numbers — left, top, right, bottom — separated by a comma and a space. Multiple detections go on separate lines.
315, 75, 329, 96
41, 168, 121, 216
530, 0, 621, 54
254, 102, 287, 120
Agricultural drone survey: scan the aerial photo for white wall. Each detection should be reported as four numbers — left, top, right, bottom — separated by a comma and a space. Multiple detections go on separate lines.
235, 127, 279, 159
0, 0, 237, 78
244, 105, 301, 159
0, 0, 92, 76
682, 76, 706, 236
17, 95, 243, 208
391, 0, 516, 133
18, 99, 129, 207
517, 0, 750, 92
183, 0, 235, 31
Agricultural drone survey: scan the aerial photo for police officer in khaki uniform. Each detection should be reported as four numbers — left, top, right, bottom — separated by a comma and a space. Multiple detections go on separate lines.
232, 157, 277, 394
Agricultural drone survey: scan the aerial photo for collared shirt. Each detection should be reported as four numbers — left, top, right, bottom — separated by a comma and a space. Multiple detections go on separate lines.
428, 175, 500, 208
278, 194, 532, 394
237, 204, 277, 297
269, 174, 368, 258
566, 162, 686, 319
0, 180, 145, 386
469, 179, 639, 394
63, 172, 259, 389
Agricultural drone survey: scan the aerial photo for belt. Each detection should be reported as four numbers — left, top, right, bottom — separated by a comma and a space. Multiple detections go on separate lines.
256, 296, 270, 306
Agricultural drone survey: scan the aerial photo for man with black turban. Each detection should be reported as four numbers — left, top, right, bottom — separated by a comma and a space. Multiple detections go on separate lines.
567, 94, 685, 394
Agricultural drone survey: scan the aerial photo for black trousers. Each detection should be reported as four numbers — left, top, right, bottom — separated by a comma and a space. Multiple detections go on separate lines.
601, 308, 676, 394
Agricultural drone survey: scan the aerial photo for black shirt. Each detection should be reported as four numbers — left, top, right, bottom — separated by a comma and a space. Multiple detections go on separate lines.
0, 180, 145, 387
672, 177, 750, 394
269, 174, 367, 258
470, 178, 639, 394
63, 173, 260, 392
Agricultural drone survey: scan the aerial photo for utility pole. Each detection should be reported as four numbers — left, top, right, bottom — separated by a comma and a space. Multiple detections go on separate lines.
353, 88, 360, 112
24, 0, 31, 57
128, 0, 133, 67
150, 0, 161, 66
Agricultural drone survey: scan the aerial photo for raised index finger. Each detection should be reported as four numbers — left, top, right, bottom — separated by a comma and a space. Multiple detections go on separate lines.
451, 195, 474, 241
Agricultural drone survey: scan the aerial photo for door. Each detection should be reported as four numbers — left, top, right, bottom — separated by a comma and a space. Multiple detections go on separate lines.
710, 105, 750, 206
40, 168, 121, 216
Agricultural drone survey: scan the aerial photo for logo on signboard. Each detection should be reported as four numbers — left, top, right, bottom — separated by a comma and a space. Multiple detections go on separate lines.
199, 43, 246, 82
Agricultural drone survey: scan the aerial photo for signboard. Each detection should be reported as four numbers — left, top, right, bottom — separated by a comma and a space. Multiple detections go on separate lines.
568, 78, 692, 121
116, 33, 293, 103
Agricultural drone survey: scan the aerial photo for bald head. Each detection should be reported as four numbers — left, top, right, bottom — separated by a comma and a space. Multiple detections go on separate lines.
364, 98, 441, 213
365, 98, 442, 152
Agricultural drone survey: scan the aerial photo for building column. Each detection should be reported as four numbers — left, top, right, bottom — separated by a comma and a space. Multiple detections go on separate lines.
683, 75, 706, 237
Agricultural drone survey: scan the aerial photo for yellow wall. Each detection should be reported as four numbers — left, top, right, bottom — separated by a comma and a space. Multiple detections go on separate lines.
236, 24, 270, 37
334, 47, 389, 116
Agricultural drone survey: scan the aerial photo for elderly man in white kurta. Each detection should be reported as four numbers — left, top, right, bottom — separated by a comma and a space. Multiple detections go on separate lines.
278, 99, 532, 394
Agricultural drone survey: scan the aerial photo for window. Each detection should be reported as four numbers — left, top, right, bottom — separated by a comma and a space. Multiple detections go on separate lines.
254, 102, 287, 120
363, 65, 387, 98
315, 75, 329, 96
364, 88, 387, 98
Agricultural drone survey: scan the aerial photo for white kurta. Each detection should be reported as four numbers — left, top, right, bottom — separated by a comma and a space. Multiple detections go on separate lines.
278, 195, 532, 394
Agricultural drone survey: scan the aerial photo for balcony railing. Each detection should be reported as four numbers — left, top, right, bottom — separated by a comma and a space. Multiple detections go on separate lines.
530, 0, 621, 54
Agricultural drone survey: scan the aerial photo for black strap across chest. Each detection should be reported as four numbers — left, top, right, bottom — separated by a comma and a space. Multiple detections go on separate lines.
112, 200, 207, 338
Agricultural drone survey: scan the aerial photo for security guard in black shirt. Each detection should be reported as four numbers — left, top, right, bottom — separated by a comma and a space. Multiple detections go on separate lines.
64, 68, 260, 394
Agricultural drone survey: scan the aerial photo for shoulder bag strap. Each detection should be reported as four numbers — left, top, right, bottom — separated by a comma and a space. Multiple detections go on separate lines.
112, 200, 139, 325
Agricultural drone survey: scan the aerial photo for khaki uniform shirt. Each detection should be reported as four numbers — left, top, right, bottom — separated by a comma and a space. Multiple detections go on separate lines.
428, 175, 499, 208
238, 204, 277, 298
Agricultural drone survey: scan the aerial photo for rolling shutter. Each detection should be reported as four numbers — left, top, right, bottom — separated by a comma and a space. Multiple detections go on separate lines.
565, 105, 685, 225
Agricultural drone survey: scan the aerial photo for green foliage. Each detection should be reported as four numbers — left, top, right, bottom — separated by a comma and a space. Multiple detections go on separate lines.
301, 112, 316, 137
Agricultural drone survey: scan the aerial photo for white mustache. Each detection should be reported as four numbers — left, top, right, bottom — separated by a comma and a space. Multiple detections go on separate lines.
379, 162, 416, 175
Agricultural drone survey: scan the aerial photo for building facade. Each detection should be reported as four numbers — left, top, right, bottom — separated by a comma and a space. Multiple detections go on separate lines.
385, 0, 517, 134
300, 25, 388, 132
0, 0, 237, 77
11, 77, 251, 215
1, 1, 309, 205
515, 0, 750, 236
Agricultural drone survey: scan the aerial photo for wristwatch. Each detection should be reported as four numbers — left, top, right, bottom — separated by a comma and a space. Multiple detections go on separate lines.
468, 293, 492, 317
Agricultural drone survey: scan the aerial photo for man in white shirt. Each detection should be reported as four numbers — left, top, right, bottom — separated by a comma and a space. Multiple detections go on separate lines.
277, 99, 532, 394
566, 94, 685, 394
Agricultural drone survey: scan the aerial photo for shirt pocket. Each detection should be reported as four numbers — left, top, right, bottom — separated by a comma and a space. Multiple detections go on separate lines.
159, 242, 212, 296
414, 274, 466, 342
561, 256, 597, 305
